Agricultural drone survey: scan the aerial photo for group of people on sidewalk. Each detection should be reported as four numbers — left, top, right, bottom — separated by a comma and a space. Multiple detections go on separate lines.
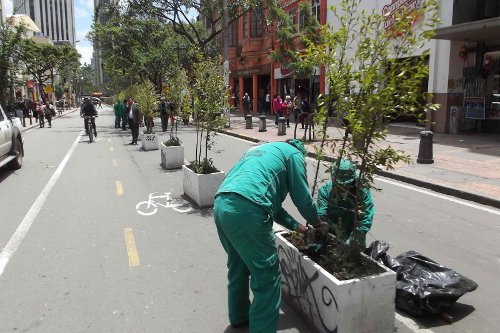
113, 98, 141, 145
9, 99, 61, 128
215, 139, 373, 332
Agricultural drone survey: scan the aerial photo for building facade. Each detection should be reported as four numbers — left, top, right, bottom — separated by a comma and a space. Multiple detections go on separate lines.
93, 0, 117, 93
13, 0, 76, 46
0, 0, 6, 24
224, 0, 327, 114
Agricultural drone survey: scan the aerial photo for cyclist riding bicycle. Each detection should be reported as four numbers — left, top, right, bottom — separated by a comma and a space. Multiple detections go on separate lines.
80, 97, 98, 136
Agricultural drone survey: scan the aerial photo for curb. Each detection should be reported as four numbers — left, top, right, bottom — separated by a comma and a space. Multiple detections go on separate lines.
21, 108, 79, 133
221, 129, 500, 210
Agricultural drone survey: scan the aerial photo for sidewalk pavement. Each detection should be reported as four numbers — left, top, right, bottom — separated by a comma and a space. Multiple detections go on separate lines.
222, 112, 500, 209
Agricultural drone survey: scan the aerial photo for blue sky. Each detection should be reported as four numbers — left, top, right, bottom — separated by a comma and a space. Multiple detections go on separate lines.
6, 0, 94, 65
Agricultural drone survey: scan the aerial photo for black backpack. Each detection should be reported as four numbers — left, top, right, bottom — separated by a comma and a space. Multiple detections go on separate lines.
82, 102, 95, 116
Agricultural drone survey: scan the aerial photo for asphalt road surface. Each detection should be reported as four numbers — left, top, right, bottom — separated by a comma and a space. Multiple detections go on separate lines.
0, 106, 498, 332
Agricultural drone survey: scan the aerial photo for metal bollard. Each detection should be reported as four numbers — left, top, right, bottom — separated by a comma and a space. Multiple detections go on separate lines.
259, 115, 267, 132
278, 117, 286, 136
245, 114, 253, 129
417, 130, 434, 164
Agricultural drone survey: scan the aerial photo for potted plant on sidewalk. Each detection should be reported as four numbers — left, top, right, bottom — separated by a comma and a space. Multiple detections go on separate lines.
132, 80, 159, 150
161, 66, 192, 169
183, 56, 228, 208
273, 1, 440, 332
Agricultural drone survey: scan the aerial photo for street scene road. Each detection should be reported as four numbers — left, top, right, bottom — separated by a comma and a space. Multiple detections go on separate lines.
0, 106, 498, 332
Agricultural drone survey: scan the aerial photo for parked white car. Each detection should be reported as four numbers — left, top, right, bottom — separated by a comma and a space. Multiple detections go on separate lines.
0, 104, 24, 169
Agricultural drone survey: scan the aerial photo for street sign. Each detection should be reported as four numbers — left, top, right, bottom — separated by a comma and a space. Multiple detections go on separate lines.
44, 85, 53, 94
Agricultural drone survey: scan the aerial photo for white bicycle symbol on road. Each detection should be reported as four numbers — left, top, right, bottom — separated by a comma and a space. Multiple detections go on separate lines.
136, 192, 193, 216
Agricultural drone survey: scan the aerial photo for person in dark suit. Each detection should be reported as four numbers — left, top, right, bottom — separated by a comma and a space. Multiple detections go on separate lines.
126, 98, 140, 145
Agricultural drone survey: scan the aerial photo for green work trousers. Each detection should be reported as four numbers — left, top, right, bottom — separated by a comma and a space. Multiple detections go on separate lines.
214, 193, 281, 333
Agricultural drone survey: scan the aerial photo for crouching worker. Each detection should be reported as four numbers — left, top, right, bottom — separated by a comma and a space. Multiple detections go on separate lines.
214, 139, 322, 333
316, 159, 374, 249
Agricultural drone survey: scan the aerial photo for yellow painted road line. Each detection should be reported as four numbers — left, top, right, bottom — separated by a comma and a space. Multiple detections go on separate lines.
115, 181, 124, 196
124, 228, 140, 267
112, 159, 118, 167
108, 138, 111, 143
109, 147, 114, 152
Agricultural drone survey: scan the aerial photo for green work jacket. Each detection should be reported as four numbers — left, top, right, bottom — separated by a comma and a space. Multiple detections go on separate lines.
316, 181, 374, 241
217, 142, 318, 231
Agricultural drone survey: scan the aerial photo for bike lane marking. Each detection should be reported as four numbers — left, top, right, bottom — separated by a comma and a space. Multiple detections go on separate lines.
109, 147, 114, 152
112, 159, 118, 167
0, 132, 83, 277
124, 228, 140, 267
115, 181, 124, 196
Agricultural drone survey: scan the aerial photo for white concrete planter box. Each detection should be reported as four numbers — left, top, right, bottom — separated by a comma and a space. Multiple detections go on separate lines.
141, 133, 158, 151
160, 142, 184, 170
276, 231, 396, 333
182, 165, 225, 208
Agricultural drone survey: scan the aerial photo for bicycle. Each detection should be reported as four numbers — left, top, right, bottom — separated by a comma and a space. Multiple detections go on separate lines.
136, 192, 193, 216
83, 115, 96, 143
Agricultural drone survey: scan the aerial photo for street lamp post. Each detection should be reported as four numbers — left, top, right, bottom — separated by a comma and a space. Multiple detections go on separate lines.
223, 0, 231, 127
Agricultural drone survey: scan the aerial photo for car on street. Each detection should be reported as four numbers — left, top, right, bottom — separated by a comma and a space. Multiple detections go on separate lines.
0, 104, 24, 170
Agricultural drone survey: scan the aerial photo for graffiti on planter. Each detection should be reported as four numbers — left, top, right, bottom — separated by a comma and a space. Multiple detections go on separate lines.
136, 192, 192, 215
278, 244, 338, 333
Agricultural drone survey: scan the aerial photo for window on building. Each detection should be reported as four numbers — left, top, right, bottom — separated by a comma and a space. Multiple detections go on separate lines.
243, 13, 248, 38
29, 0, 35, 22
289, 8, 298, 34
55, 0, 59, 40
229, 21, 238, 46
250, 9, 263, 37
312, 0, 321, 22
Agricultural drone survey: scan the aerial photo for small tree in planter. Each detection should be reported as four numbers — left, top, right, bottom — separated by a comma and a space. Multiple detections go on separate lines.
274, 1, 440, 332
161, 66, 192, 169
182, 56, 228, 208
132, 80, 159, 150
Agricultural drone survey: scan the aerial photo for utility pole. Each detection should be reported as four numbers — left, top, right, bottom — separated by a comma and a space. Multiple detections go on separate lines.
222, 0, 230, 127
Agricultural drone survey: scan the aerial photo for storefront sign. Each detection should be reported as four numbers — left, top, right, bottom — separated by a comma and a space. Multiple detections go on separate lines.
464, 97, 485, 120
233, 64, 270, 78
382, 0, 422, 32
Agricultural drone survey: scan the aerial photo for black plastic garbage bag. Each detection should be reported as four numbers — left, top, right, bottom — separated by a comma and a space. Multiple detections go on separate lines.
365, 242, 478, 317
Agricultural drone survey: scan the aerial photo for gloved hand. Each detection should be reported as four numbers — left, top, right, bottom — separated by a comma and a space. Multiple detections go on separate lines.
306, 243, 324, 253
315, 222, 331, 240
304, 226, 316, 244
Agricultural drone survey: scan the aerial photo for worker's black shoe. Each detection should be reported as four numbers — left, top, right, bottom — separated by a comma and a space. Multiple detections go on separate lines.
230, 320, 249, 329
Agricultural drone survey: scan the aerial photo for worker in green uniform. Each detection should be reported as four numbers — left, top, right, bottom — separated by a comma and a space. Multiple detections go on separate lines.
316, 159, 374, 248
214, 139, 323, 332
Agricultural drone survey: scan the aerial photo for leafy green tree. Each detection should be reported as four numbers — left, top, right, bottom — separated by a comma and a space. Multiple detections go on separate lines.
130, 80, 159, 134
164, 66, 191, 146
90, 4, 196, 92
301, 0, 440, 255
72, 64, 97, 99
0, 18, 24, 107
126, 0, 286, 56
19, 40, 80, 101
190, 56, 228, 173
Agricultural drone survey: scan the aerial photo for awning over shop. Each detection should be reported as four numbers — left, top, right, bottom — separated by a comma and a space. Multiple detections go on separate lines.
433, 17, 500, 42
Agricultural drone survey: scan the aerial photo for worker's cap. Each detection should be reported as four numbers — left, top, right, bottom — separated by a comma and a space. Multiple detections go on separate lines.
287, 139, 307, 156
331, 159, 359, 186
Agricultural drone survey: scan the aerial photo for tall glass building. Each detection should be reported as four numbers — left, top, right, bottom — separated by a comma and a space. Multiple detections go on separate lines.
13, 0, 76, 45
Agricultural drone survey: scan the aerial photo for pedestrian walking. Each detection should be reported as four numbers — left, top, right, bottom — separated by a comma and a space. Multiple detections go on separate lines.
300, 97, 311, 129
283, 95, 293, 127
37, 101, 44, 128
243, 93, 251, 115
43, 101, 55, 128
316, 159, 374, 248
159, 97, 170, 132
265, 92, 270, 115
114, 100, 122, 128
121, 99, 128, 130
214, 139, 324, 332
293, 93, 302, 124
127, 98, 140, 145
273, 94, 282, 125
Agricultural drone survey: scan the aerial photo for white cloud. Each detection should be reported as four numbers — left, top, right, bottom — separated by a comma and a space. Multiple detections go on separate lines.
77, 44, 93, 66
74, 6, 90, 19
